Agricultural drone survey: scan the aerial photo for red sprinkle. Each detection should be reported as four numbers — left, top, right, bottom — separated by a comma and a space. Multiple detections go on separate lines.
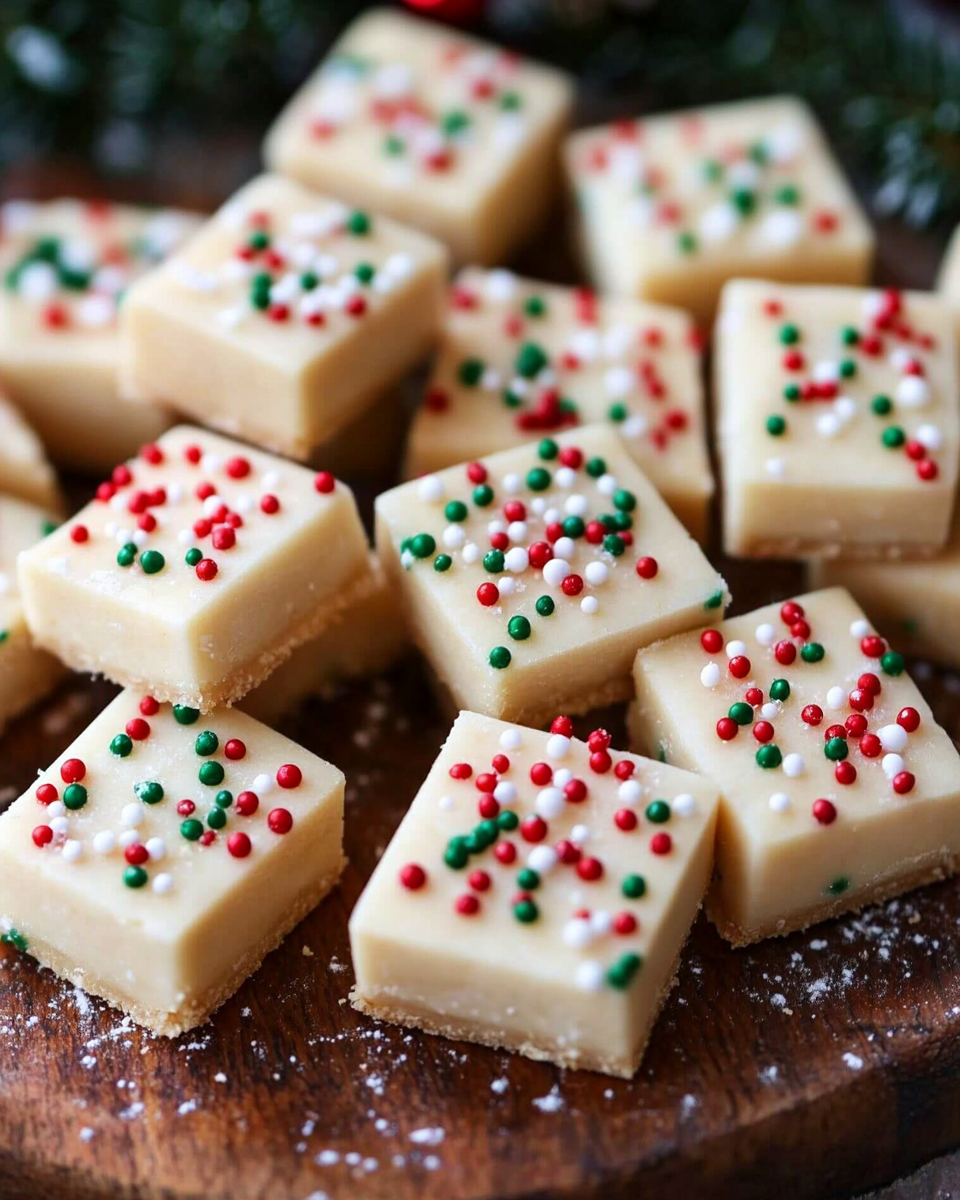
455, 893, 480, 916
897, 707, 921, 733
267, 807, 294, 834
196, 558, 218, 582
635, 556, 659, 580
224, 739, 246, 761
139, 696, 159, 716
576, 856, 603, 881
551, 715, 574, 737
701, 629, 723, 654
70, 524, 89, 544
468, 869, 491, 893
125, 718, 150, 741
32, 825, 53, 848
650, 832, 672, 855
812, 798, 837, 825
236, 791, 259, 816
521, 815, 547, 843
60, 758, 86, 784
276, 764, 302, 789
314, 471, 336, 494
893, 771, 915, 795
614, 808, 638, 832
177, 799, 196, 816
227, 832, 252, 859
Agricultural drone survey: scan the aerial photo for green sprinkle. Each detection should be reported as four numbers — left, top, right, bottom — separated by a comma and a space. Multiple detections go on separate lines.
517, 867, 540, 891
586, 456, 606, 479
839, 358, 857, 379
185, 547, 202, 567
881, 650, 905, 676
769, 678, 790, 702
622, 874, 646, 899
63, 784, 87, 810
215, 790, 233, 809
677, 231, 697, 254
117, 543, 137, 567
824, 736, 848, 762
383, 133, 405, 156
497, 810, 519, 831
840, 325, 859, 346
409, 533, 436, 559
180, 818, 204, 842
300, 271, 318, 290
123, 866, 148, 889
872, 394, 892, 416
775, 184, 800, 205
603, 533, 625, 556
613, 488, 636, 513
526, 467, 551, 491
730, 187, 756, 215
606, 953, 642, 990
729, 702, 753, 726
882, 426, 906, 449
779, 323, 800, 345
173, 705, 200, 725
249, 230, 270, 252
766, 415, 787, 436
472, 484, 494, 507
783, 383, 801, 402
612, 511, 633, 531
40, 519, 58, 537
198, 761, 225, 787
207, 806, 227, 830
195, 731, 218, 757
444, 838, 469, 869
608, 402, 628, 423
537, 438, 559, 461
483, 549, 505, 573
347, 210, 370, 235
701, 158, 723, 182
536, 595, 555, 617
458, 357, 484, 387
444, 500, 468, 522
499, 90, 521, 110
827, 876, 850, 895
441, 108, 470, 136
502, 388, 522, 408
704, 589, 724, 610
748, 141, 769, 165
354, 262, 375, 285
645, 800, 671, 824
756, 744, 782, 769
514, 898, 539, 923
508, 615, 531, 641
433, 554, 452, 572
110, 734, 133, 757
515, 342, 548, 379
489, 645, 511, 669
1, 929, 27, 952
524, 295, 546, 318
136, 781, 164, 805
0, 631, 7, 646
801, 642, 825, 663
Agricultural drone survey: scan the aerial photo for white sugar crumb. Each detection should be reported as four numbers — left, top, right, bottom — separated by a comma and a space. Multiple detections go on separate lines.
316, 1150, 339, 1166
843, 1052, 864, 1070
365, 1074, 385, 1096
328, 956, 347, 974
758, 1065, 779, 1084
680, 1094, 699, 1117
532, 1085, 564, 1113
490, 1077, 509, 1094
423, 1155, 441, 1170
809, 939, 828, 950
305, 1192, 330, 1200
770, 993, 787, 1008
177, 1099, 198, 1115
302, 945, 314, 957
214, 1072, 227, 1083
807, 977, 829, 1001
409, 1127, 445, 1147
79, 1126, 95, 1142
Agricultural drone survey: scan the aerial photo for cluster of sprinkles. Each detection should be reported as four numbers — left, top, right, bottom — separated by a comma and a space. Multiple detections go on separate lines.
65, 437, 339, 584
761, 289, 942, 482
172, 199, 415, 332
304, 37, 529, 177
403, 438, 694, 671
700, 600, 920, 843
426, 269, 699, 451
575, 113, 841, 256
2, 200, 193, 333
27, 698, 301, 893
397, 718, 701, 992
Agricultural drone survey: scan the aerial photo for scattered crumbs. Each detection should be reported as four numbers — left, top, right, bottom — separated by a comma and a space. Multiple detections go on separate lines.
119, 1102, 145, 1121
842, 1052, 864, 1071
302, 946, 314, 958
424, 1155, 441, 1171
758, 1065, 779, 1085
490, 1077, 509, 1094
532, 1085, 564, 1113
807, 978, 829, 1001
410, 1127, 445, 1147
241, 1007, 252, 1018
809, 939, 828, 951
178, 1099, 198, 1116
680, 1094, 699, 1117
72, 987, 91, 1017
79, 1127, 94, 1143
770, 993, 787, 1008
604, 1088, 614, 1099
365, 1073, 384, 1096
316, 1150, 340, 1167
214, 1072, 227, 1084
80, 1055, 97, 1069
328, 957, 348, 974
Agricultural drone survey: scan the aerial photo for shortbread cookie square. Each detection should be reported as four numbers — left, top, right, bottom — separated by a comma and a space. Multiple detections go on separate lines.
241, 555, 408, 726
350, 709, 718, 1077
0, 198, 198, 472
629, 587, 960, 946
716, 280, 960, 560
0, 497, 67, 735
17, 426, 374, 711
809, 513, 960, 670
0, 689, 345, 1035
404, 268, 713, 540
375, 425, 728, 727
263, 8, 573, 266
0, 389, 61, 511
119, 173, 447, 460
564, 96, 874, 324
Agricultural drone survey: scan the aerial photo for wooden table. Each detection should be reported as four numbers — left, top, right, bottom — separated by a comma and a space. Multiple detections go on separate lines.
2, 108, 959, 1200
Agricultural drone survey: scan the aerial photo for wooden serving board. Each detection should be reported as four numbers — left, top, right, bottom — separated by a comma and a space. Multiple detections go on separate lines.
1, 120, 958, 1200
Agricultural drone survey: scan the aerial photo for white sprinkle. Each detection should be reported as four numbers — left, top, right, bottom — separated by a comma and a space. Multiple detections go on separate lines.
120, 803, 143, 828
700, 662, 721, 688
501, 472, 521, 494
850, 618, 871, 638
580, 596, 599, 615
816, 412, 842, 438
542, 559, 570, 588
842, 1052, 864, 1071
499, 728, 522, 751
766, 458, 785, 478
145, 837, 166, 861
759, 208, 802, 247
769, 792, 791, 813
119, 830, 139, 849
504, 547, 528, 573
553, 466, 577, 489
570, 823, 590, 845
493, 781, 516, 804
618, 780, 642, 805
882, 753, 905, 778
596, 473, 617, 496
725, 640, 747, 658
897, 375, 930, 408
672, 793, 697, 817
564, 494, 589, 517
62, 840, 83, 863
552, 536, 576, 560
575, 961, 605, 992
437, 795, 454, 811
417, 475, 444, 503
878, 724, 908, 753
252, 772, 274, 794
461, 542, 480, 565
782, 753, 805, 778
700, 202, 738, 243
826, 686, 846, 710
410, 1127, 445, 1147
527, 846, 557, 874
497, 576, 516, 597
585, 562, 608, 586
535, 788, 565, 819
441, 525, 465, 549
755, 623, 776, 646
92, 831, 115, 855
506, 521, 528, 543
152, 873, 173, 895
916, 423, 943, 451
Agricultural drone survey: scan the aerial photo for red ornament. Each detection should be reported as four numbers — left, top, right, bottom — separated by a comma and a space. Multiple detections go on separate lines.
267, 807, 294, 834
276, 764, 302, 789
227, 832, 252, 859
650, 832, 672, 855
812, 798, 837, 825
635, 556, 659, 579
60, 758, 86, 784
614, 808, 638, 832
224, 738, 246, 761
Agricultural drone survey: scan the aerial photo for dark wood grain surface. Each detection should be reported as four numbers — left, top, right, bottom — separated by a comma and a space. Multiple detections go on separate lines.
3, 41, 960, 1200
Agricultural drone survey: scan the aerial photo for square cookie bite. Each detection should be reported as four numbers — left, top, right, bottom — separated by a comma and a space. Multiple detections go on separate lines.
564, 97, 873, 324
716, 280, 960, 560
810, 513, 960, 670
376, 425, 728, 727
119, 173, 447, 460
0, 198, 198, 472
405, 268, 713, 540
0, 388, 60, 511
17, 426, 374, 711
630, 587, 960, 945
263, 8, 573, 265
0, 497, 67, 735
0, 689, 345, 1035
350, 710, 718, 1077
241, 555, 408, 726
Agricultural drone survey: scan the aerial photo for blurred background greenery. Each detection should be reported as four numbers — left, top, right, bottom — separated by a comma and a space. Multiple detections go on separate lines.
2, 0, 960, 230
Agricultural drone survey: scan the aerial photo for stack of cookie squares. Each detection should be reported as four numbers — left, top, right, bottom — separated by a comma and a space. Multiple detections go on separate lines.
2, 2, 960, 1085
